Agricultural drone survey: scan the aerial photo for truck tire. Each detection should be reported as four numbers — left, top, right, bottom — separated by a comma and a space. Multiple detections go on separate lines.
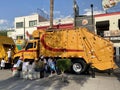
72, 60, 87, 74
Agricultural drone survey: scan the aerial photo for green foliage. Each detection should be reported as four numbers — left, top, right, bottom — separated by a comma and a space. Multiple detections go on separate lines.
0, 31, 7, 36
56, 59, 72, 73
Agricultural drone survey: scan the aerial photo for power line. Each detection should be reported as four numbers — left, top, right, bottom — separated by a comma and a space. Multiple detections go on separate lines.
37, 8, 49, 19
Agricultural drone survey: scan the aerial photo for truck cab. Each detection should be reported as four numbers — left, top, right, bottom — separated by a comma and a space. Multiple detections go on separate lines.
13, 39, 39, 62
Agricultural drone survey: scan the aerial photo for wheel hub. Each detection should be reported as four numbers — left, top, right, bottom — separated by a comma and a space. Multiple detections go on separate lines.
73, 63, 82, 73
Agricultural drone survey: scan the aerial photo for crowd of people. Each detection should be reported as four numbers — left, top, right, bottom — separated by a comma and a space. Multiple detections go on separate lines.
12, 56, 58, 80
0, 48, 59, 80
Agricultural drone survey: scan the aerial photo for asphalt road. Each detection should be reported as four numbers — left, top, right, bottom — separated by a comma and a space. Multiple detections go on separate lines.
0, 68, 120, 90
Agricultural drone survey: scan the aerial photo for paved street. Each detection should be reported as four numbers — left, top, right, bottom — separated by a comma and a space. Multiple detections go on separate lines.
0, 68, 120, 90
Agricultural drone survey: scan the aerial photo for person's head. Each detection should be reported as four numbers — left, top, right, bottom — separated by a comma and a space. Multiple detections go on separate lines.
29, 60, 33, 65
24, 59, 28, 62
41, 58, 44, 61
40, 55, 44, 59
35, 59, 39, 63
35, 58, 38, 61
19, 56, 23, 60
9, 48, 11, 51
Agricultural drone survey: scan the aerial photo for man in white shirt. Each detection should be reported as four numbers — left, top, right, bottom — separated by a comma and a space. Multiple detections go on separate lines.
7, 48, 12, 63
15, 57, 23, 77
0, 58, 6, 69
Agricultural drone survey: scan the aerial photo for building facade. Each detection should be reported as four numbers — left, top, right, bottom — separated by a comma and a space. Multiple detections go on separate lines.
8, 14, 73, 40
13, 13, 47, 40
37, 17, 73, 29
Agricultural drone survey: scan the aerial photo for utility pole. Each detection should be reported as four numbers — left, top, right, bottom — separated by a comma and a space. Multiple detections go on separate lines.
24, 18, 25, 40
50, 0, 54, 28
73, 0, 76, 27
73, 0, 79, 27
91, 4, 94, 30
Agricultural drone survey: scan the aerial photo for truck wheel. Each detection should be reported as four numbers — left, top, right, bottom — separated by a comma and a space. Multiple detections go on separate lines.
72, 60, 87, 74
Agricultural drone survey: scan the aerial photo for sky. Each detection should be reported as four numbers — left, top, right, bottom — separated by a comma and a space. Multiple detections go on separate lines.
0, 0, 120, 30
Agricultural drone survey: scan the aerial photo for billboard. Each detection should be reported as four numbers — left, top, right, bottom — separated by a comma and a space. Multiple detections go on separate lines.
102, 0, 120, 10
75, 16, 94, 32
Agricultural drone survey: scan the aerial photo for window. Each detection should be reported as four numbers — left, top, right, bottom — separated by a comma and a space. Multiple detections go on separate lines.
118, 19, 120, 30
119, 47, 120, 55
16, 36, 23, 39
29, 20, 37, 27
34, 42, 36, 48
25, 42, 33, 50
96, 21, 109, 30
16, 22, 23, 28
114, 47, 116, 56
96, 21, 109, 37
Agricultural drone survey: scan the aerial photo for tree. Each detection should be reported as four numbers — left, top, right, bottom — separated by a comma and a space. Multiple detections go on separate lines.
56, 59, 71, 82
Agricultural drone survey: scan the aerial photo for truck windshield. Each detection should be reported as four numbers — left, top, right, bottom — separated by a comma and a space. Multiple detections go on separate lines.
25, 42, 33, 50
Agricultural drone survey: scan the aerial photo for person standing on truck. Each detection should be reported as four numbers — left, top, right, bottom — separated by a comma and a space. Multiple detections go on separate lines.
7, 49, 12, 63
0, 58, 6, 69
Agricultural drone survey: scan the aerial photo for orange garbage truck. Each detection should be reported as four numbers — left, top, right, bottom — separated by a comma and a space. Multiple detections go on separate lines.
0, 36, 18, 63
13, 27, 117, 74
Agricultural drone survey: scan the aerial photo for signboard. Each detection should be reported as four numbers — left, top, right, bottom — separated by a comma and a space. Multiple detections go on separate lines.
110, 36, 120, 40
75, 16, 94, 32
104, 30, 120, 42
102, 0, 120, 10
104, 30, 120, 36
